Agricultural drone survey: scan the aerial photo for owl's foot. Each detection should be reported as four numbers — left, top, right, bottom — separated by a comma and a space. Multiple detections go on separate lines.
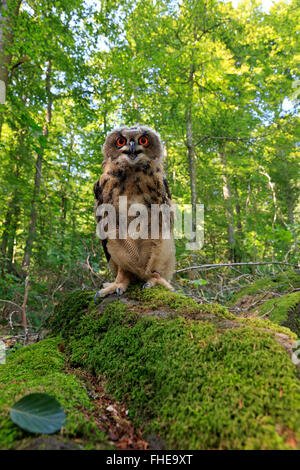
142, 282, 153, 289
94, 282, 128, 302
102, 282, 114, 288
143, 272, 175, 292
142, 282, 177, 293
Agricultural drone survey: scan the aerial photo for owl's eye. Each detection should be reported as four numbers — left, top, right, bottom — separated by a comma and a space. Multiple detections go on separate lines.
116, 136, 126, 147
138, 136, 149, 146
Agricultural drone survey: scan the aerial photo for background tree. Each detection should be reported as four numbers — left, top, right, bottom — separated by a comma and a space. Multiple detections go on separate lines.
0, 0, 298, 326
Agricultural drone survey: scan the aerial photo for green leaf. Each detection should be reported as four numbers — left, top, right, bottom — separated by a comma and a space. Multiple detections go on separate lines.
188, 279, 208, 286
10, 393, 66, 434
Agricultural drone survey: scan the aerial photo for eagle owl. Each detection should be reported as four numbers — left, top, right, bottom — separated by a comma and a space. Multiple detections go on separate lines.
93, 125, 175, 299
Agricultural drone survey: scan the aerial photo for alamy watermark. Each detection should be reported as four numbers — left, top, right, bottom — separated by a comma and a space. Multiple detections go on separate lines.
96, 197, 204, 251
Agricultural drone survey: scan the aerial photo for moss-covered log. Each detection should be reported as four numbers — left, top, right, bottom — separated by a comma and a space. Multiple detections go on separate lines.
49, 286, 300, 449
228, 271, 300, 335
1, 285, 300, 450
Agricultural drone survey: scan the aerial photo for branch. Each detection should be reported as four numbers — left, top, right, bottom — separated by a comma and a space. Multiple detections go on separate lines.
0, 299, 22, 310
11, 56, 30, 74
176, 261, 299, 274
22, 275, 29, 344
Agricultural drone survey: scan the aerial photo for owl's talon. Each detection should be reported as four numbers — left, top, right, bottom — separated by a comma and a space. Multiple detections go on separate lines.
142, 282, 153, 289
94, 290, 102, 303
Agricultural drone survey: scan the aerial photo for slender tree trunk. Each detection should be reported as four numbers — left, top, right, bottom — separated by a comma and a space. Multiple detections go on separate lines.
6, 198, 20, 262
1, 128, 24, 261
0, 0, 21, 136
1, 195, 13, 256
260, 168, 278, 229
1, 189, 18, 259
70, 187, 79, 258
219, 150, 236, 262
280, 155, 298, 255
186, 105, 197, 210
233, 183, 243, 261
185, 18, 200, 231
59, 133, 74, 252
186, 58, 198, 241
1, 169, 21, 263
234, 186, 243, 239
22, 60, 52, 268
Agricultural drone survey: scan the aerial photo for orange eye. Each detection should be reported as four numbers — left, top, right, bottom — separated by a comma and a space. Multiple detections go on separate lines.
116, 136, 126, 147
139, 136, 149, 146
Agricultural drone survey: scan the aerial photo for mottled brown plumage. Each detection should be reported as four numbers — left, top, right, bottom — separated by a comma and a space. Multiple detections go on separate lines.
94, 125, 175, 298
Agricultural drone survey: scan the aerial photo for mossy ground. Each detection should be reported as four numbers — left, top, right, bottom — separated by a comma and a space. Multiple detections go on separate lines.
228, 270, 300, 305
0, 337, 109, 450
49, 287, 300, 450
127, 284, 297, 339
258, 292, 300, 323
228, 271, 300, 334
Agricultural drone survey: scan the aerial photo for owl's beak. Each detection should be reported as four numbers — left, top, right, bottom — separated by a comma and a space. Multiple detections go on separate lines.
129, 141, 136, 159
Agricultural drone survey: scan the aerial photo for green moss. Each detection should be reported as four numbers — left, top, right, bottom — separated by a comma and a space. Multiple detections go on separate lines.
0, 337, 108, 450
128, 284, 241, 320
51, 290, 300, 450
228, 271, 300, 306
127, 285, 296, 339
237, 317, 297, 339
195, 302, 237, 319
49, 290, 95, 333
251, 292, 300, 334
258, 292, 300, 321
128, 284, 198, 310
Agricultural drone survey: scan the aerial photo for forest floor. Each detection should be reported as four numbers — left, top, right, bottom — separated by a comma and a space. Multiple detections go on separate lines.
64, 368, 149, 450
1, 267, 300, 450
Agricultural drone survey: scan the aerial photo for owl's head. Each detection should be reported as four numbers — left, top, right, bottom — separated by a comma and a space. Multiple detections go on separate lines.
102, 125, 163, 166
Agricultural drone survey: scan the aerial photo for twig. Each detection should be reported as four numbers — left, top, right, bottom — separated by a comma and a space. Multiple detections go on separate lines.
176, 261, 298, 273
0, 299, 23, 311
260, 303, 277, 319
244, 292, 269, 312
79, 254, 103, 287
229, 274, 251, 284
21, 276, 29, 344
285, 244, 296, 263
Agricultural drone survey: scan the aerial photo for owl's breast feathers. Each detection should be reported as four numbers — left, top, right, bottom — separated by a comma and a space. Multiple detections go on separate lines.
94, 160, 172, 209
93, 160, 173, 261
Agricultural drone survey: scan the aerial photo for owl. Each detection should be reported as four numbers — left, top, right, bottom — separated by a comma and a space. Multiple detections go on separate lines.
93, 125, 175, 300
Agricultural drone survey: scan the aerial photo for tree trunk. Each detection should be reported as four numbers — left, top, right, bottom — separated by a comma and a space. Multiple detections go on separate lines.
0, 0, 21, 137
233, 183, 243, 261
186, 105, 197, 210
186, 64, 198, 211
280, 154, 298, 256
1, 189, 19, 260
234, 186, 243, 239
22, 60, 52, 268
1, 128, 23, 261
219, 150, 236, 262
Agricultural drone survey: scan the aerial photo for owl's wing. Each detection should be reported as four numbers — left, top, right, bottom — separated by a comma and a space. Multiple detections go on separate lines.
93, 179, 111, 263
